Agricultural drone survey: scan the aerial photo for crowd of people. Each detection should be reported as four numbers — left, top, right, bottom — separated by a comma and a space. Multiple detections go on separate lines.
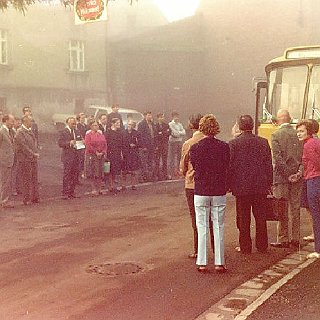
180, 109, 320, 274
0, 104, 187, 204
58, 104, 186, 199
1, 105, 320, 273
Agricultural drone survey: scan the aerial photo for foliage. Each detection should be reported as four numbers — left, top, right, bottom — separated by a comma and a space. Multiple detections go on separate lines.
0, 0, 137, 13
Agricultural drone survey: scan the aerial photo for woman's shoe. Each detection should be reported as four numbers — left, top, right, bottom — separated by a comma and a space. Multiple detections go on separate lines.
197, 266, 208, 273
215, 265, 227, 273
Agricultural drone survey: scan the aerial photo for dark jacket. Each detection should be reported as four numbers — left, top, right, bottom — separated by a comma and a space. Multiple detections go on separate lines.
154, 122, 171, 148
15, 126, 38, 162
77, 122, 89, 139
271, 124, 303, 184
229, 131, 273, 197
137, 119, 156, 150
58, 127, 83, 163
190, 136, 230, 196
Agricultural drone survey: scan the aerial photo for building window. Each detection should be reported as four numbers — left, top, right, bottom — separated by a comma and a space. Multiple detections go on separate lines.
0, 30, 8, 65
69, 40, 85, 72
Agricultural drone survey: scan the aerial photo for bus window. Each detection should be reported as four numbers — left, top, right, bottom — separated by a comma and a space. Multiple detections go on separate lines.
268, 66, 308, 121
306, 65, 320, 120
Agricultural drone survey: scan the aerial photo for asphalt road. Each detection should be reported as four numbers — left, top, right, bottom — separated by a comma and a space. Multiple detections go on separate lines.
0, 132, 314, 319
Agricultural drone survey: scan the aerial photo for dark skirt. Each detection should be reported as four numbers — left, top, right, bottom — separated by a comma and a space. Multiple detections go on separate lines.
109, 150, 123, 176
123, 148, 140, 173
85, 154, 104, 179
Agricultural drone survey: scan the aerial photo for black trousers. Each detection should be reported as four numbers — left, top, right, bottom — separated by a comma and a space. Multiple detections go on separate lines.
236, 194, 268, 253
62, 156, 80, 196
185, 188, 214, 254
154, 145, 168, 180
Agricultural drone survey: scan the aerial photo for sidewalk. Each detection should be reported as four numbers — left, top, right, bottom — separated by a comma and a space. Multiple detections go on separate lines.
196, 242, 320, 320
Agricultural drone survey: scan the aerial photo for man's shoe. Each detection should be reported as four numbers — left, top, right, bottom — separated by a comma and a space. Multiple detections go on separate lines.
32, 199, 40, 204
307, 252, 320, 259
188, 252, 197, 259
2, 202, 14, 208
270, 242, 290, 248
69, 194, 80, 199
303, 235, 315, 242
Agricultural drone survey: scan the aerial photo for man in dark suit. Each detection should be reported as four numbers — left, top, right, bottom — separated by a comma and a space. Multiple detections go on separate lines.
0, 114, 15, 208
98, 113, 108, 134
137, 111, 156, 182
229, 115, 273, 254
15, 115, 40, 205
58, 117, 84, 199
154, 113, 171, 181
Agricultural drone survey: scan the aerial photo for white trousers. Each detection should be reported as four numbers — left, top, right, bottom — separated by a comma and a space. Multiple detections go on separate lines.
194, 195, 226, 266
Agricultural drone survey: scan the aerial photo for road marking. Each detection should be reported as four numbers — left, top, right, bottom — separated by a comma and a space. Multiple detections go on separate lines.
195, 243, 318, 320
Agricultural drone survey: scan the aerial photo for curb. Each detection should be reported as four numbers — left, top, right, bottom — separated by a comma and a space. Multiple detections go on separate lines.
195, 243, 317, 320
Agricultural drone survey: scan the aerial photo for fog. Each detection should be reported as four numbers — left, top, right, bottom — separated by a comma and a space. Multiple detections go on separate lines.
1, 0, 320, 137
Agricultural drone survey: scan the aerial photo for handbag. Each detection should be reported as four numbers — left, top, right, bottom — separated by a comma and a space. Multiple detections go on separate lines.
264, 195, 288, 221
103, 161, 111, 174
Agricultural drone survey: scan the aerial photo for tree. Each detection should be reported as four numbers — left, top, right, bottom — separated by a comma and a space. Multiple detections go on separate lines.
0, 0, 137, 14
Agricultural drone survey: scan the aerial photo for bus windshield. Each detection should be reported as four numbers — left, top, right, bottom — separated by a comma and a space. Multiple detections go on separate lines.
268, 65, 308, 121
306, 65, 320, 120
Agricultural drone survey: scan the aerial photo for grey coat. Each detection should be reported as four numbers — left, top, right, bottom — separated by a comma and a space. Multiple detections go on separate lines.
15, 127, 38, 162
271, 124, 303, 185
0, 127, 15, 168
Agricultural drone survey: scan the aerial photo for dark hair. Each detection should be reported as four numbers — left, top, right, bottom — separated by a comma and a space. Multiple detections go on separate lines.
296, 120, 314, 136
66, 117, 75, 123
144, 111, 152, 116
112, 104, 119, 109
238, 115, 254, 131
99, 113, 108, 119
22, 106, 30, 114
199, 114, 220, 136
88, 120, 98, 127
157, 113, 164, 118
171, 111, 179, 117
2, 114, 9, 123
308, 119, 319, 135
189, 113, 203, 130
111, 118, 120, 125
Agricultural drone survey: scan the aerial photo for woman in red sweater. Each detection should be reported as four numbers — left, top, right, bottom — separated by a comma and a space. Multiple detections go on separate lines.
84, 120, 107, 196
297, 120, 320, 258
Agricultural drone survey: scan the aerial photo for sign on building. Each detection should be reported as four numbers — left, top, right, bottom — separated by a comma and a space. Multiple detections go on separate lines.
74, 0, 107, 25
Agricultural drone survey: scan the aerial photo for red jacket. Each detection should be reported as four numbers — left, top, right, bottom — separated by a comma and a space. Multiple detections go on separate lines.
303, 137, 320, 180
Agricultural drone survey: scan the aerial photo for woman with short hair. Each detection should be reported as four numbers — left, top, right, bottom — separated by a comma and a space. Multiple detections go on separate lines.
296, 120, 320, 258
190, 114, 230, 273
84, 120, 107, 196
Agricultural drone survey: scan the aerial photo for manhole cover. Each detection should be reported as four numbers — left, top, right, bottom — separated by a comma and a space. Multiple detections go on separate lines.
86, 262, 143, 276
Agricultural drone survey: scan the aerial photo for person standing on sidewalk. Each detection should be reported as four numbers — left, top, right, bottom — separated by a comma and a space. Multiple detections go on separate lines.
296, 120, 320, 259
0, 114, 15, 209
168, 111, 185, 179
180, 113, 214, 259
190, 114, 230, 273
58, 117, 83, 200
154, 113, 171, 181
15, 115, 40, 205
229, 115, 273, 254
271, 109, 303, 249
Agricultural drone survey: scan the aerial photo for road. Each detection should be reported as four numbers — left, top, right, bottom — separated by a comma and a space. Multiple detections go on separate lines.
0, 133, 313, 319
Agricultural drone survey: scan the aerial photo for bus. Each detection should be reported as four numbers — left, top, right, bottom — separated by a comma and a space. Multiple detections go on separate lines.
255, 45, 320, 142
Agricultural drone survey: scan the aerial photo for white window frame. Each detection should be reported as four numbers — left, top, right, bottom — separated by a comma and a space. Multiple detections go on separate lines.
68, 40, 85, 72
0, 29, 8, 65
